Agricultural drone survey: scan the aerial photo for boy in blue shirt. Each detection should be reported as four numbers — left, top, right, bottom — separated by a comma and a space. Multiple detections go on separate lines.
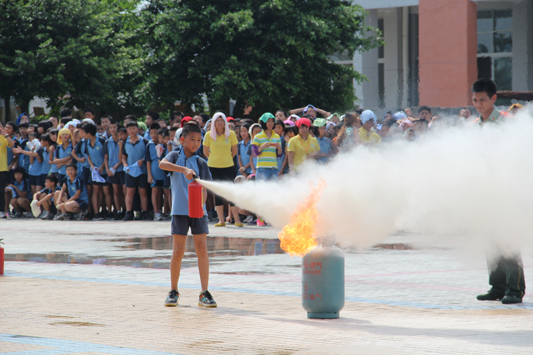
159, 123, 216, 308
34, 174, 60, 220
121, 121, 150, 221
146, 123, 166, 221
54, 163, 89, 220
4, 167, 31, 218
104, 123, 126, 220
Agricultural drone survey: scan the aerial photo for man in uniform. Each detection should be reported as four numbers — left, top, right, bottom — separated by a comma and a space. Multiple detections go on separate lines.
472, 78, 526, 304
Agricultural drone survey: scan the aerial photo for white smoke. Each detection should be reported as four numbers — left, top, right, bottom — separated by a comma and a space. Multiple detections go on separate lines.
200, 105, 533, 254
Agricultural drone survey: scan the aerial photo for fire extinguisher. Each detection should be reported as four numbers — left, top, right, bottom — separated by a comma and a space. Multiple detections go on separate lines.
0, 244, 4, 276
188, 175, 204, 218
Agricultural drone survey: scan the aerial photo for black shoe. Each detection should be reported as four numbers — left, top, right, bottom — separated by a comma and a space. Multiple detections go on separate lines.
93, 213, 105, 221
133, 212, 141, 220
198, 290, 217, 308
477, 292, 504, 301
123, 211, 134, 221
46, 212, 55, 220
112, 211, 122, 220
165, 289, 179, 307
141, 211, 152, 220
84, 212, 93, 221
501, 295, 522, 304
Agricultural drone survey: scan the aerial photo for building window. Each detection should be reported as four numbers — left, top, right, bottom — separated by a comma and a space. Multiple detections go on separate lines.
377, 18, 385, 108
477, 9, 512, 90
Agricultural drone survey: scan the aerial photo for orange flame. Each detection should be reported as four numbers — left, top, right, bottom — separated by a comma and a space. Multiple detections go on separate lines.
278, 181, 326, 257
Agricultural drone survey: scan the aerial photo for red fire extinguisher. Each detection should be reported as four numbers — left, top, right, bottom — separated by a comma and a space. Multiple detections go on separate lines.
0, 244, 4, 276
188, 175, 204, 218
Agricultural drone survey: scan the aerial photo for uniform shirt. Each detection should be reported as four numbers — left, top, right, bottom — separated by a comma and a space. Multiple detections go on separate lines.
65, 176, 89, 203
85, 136, 106, 169
49, 145, 59, 173
287, 135, 320, 170
28, 147, 43, 177
38, 147, 52, 175
145, 141, 166, 181
13, 178, 31, 197
122, 136, 147, 177
19, 139, 31, 172
252, 131, 281, 168
477, 108, 503, 125
316, 137, 332, 163
358, 128, 381, 145
238, 139, 252, 174
75, 139, 91, 169
0, 135, 13, 172
55, 143, 73, 175
103, 136, 123, 173
164, 149, 212, 216
39, 185, 61, 202
203, 130, 238, 168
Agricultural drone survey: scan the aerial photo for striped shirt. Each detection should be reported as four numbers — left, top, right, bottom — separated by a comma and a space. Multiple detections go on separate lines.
252, 131, 281, 168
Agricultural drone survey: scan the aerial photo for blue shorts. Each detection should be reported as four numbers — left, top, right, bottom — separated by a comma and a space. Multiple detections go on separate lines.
151, 180, 164, 188
256, 167, 279, 181
81, 167, 92, 185
125, 174, 148, 189
91, 173, 109, 186
28, 174, 43, 187
58, 174, 67, 186
171, 215, 209, 236
107, 171, 125, 185
163, 175, 170, 190
75, 199, 88, 211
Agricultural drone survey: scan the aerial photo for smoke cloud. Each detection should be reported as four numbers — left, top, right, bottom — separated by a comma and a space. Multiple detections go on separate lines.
200, 105, 533, 255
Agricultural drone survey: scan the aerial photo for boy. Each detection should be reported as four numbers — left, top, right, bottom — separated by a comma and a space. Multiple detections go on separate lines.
104, 122, 126, 220
146, 123, 166, 220
159, 123, 216, 308
0, 124, 15, 218
473, 78, 525, 305
13, 132, 43, 195
5, 167, 31, 218
157, 127, 172, 216
82, 123, 110, 220
72, 124, 92, 218
34, 174, 60, 220
16, 122, 31, 173
54, 164, 89, 220
121, 121, 150, 221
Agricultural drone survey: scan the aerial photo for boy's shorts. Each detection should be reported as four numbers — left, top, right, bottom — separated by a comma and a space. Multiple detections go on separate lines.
125, 174, 148, 189
163, 175, 170, 190
58, 174, 66, 186
107, 171, 125, 185
75, 199, 89, 211
151, 180, 164, 188
171, 215, 209, 236
28, 174, 43, 186
81, 167, 92, 185
92, 174, 109, 186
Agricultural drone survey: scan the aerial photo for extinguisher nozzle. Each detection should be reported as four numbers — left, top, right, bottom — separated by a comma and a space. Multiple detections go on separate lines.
192, 174, 199, 180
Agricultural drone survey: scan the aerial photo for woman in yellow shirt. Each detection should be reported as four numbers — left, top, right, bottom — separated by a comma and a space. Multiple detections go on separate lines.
203, 113, 242, 227
359, 110, 381, 145
287, 118, 320, 172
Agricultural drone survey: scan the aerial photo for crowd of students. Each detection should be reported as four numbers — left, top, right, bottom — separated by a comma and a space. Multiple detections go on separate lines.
0, 83, 525, 224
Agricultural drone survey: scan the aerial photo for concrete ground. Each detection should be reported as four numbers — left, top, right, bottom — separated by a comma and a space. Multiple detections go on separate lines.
1, 219, 532, 354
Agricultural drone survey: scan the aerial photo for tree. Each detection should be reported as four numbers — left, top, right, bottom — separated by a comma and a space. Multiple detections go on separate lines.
140, 0, 381, 116
0, 0, 143, 120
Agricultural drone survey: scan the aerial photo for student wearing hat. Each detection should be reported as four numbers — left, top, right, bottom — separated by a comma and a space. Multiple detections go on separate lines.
287, 118, 320, 172
358, 110, 381, 145
312, 118, 333, 163
52, 128, 74, 186
290, 105, 331, 120
252, 113, 282, 180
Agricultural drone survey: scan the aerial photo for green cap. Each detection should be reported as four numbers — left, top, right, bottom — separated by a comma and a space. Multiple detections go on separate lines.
259, 112, 275, 123
313, 118, 327, 127
138, 122, 147, 131
327, 113, 340, 121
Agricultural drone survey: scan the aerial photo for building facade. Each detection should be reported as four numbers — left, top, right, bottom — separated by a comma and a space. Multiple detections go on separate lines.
343, 0, 533, 111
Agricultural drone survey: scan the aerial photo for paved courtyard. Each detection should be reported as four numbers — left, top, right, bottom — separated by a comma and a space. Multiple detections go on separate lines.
1, 219, 532, 354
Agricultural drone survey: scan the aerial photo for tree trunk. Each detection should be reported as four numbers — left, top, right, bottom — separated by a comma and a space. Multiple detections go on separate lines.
3, 96, 11, 123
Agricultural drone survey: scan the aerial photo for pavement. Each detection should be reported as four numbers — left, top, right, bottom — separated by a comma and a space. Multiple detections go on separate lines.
1, 218, 532, 354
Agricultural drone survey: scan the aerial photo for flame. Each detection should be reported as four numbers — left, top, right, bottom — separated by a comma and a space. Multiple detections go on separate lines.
278, 180, 326, 257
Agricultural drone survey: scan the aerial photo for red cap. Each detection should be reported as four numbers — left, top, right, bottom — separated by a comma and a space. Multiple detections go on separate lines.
227, 116, 235, 122
180, 116, 193, 127
296, 117, 312, 128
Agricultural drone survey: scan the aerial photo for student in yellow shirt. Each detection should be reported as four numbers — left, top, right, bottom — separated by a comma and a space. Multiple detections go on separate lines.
0, 122, 15, 218
359, 110, 381, 146
202, 112, 243, 227
287, 118, 320, 172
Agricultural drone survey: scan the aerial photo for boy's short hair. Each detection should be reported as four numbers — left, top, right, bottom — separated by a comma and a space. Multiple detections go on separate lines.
147, 111, 160, 121
66, 163, 78, 171
169, 111, 184, 122
101, 114, 113, 121
117, 127, 127, 134
45, 174, 58, 184
82, 123, 97, 136
50, 128, 59, 135
6, 121, 18, 133
60, 107, 72, 118
60, 117, 72, 125
18, 122, 29, 128
472, 78, 497, 98
84, 107, 95, 115
274, 120, 285, 129
199, 113, 210, 124
124, 114, 137, 122
419, 106, 431, 114
149, 123, 161, 131
14, 166, 26, 175
169, 126, 178, 133
126, 121, 138, 128
29, 132, 40, 139
157, 127, 170, 137
182, 122, 202, 138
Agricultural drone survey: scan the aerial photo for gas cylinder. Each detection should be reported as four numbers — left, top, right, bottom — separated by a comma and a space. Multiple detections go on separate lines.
188, 178, 204, 218
302, 240, 344, 319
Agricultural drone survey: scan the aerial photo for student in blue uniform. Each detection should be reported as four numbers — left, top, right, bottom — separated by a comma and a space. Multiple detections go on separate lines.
146, 123, 167, 221
33, 174, 60, 220
54, 163, 89, 220
53, 128, 74, 186
121, 121, 150, 221
104, 122, 126, 220
5, 167, 31, 218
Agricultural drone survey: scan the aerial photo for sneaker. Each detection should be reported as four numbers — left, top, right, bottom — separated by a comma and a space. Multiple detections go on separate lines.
476, 292, 504, 301
23, 211, 33, 218
84, 212, 93, 221
161, 214, 172, 221
154, 212, 163, 221
40, 211, 49, 220
77, 210, 88, 221
68, 212, 75, 220
13, 212, 24, 219
214, 222, 226, 227
243, 215, 253, 223
93, 213, 105, 221
501, 295, 522, 304
141, 211, 152, 220
123, 211, 134, 221
112, 211, 123, 220
198, 290, 217, 308
133, 212, 141, 221
234, 223, 244, 228
257, 219, 266, 227
165, 289, 179, 307
56, 213, 70, 221
0, 212, 5, 218
6, 212, 13, 219
46, 212, 56, 220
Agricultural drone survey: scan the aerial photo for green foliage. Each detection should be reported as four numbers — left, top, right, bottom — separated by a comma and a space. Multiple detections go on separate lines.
30, 115, 52, 124
140, 0, 381, 115
0, 0, 144, 118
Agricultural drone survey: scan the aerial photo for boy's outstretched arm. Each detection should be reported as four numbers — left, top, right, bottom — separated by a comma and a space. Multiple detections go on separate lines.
159, 159, 195, 180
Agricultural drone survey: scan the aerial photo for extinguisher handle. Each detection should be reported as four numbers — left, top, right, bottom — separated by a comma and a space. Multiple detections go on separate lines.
192, 174, 199, 180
